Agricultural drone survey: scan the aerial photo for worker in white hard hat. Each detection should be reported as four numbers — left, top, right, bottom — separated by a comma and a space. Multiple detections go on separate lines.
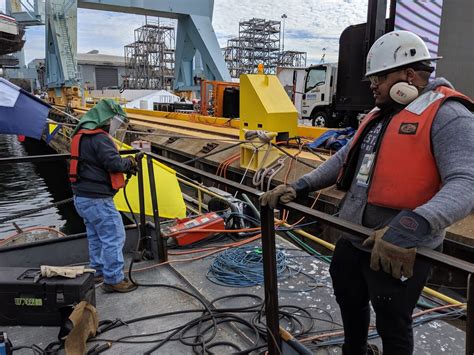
261, 30, 474, 354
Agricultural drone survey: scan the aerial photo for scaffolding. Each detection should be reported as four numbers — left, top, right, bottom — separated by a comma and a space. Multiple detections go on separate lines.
124, 20, 175, 90
223, 18, 307, 78
279, 50, 307, 68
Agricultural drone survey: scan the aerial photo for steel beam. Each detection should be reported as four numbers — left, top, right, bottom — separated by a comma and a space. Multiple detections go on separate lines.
467, 273, 473, 355
136, 156, 147, 241
77, 0, 212, 18
146, 155, 167, 262
45, 0, 78, 88
260, 204, 282, 354
365, 0, 387, 48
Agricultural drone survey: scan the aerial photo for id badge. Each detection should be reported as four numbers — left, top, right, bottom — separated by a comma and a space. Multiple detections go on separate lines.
356, 153, 375, 187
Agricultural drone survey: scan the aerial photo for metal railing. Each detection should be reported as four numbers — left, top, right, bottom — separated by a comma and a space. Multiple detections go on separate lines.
1, 151, 472, 355
143, 151, 474, 355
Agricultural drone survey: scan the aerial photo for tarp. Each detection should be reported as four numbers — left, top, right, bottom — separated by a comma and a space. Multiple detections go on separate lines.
0, 78, 51, 139
307, 127, 355, 151
124, 90, 180, 110
113, 141, 186, 219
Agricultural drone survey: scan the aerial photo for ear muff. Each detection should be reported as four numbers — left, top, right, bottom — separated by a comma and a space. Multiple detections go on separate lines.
389, 82, 419, 105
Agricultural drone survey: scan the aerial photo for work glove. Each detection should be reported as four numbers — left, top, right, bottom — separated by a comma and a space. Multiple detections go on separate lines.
126, 156, 139, 175
363, 210, 431, 279
135, 151, 145, 161
259, 184, 297, 209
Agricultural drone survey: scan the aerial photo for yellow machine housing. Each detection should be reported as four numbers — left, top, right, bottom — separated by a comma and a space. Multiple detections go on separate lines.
48, 86, 82, 107
240, 73, 298, 140
239, 73, 298, 170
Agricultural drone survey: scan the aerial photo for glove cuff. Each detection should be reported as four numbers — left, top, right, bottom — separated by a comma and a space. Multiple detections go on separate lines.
389, 210, 431, 238
290, 179, 310, 198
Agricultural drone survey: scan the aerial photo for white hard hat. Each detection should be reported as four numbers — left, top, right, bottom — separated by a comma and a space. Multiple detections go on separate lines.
365, 30, 441, 77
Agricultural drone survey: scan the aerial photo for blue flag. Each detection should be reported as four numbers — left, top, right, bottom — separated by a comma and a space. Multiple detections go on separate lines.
0, 78, 51, 139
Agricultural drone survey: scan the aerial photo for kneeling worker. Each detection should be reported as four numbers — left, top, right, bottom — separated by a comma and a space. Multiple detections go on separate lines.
69, 99, 139, 293
261, 31, 474, 354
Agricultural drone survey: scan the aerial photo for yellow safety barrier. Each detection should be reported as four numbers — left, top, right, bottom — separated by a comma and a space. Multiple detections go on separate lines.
113, 141, 186, 219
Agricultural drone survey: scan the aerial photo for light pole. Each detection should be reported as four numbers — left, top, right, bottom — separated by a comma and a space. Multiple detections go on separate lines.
281, 14, 287, 52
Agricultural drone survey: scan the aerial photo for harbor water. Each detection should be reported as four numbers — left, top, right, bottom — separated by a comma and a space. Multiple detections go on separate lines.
0, 135, 84, 237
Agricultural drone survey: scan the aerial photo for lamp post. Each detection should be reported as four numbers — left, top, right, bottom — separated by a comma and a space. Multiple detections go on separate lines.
281, 14, 287, 52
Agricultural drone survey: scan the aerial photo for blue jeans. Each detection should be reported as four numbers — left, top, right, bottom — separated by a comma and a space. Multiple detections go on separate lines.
73, 196, 125, 285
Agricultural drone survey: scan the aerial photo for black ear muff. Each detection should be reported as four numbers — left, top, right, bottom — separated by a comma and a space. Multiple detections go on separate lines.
389, 82, 419, 105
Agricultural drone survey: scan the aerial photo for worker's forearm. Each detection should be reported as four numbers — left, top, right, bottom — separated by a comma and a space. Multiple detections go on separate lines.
293, 142, 349, 196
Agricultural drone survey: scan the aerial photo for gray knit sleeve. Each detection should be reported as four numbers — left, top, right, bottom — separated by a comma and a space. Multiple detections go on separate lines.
292, 140, 350, 195
414, 100, 474, 231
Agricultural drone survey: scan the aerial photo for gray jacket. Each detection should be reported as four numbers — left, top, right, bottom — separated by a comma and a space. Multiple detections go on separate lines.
294, 78, 474, 250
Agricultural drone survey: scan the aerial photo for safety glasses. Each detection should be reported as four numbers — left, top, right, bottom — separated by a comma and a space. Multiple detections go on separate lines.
368, 74, 388, 86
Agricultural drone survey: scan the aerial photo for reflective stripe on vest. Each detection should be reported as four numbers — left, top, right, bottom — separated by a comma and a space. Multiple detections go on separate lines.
69, 129, 125, 190
339, 86, 473, 210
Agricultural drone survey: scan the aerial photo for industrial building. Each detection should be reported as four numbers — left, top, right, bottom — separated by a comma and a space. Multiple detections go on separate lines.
27, 50, 125, 91
78, 51, 126, 90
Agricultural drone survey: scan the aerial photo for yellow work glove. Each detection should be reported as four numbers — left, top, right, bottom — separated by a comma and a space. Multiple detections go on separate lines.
363, 227, 417, 279
259, 185, 297, 209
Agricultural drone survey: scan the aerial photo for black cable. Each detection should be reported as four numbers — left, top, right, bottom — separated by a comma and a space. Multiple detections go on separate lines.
305, 145, 327, 161
271, 143, 319, 169
121, 172, 218, 354
183, 141, 244, 165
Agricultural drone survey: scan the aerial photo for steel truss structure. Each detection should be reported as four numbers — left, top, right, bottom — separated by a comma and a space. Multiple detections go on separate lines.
124, 20, 176, 90
278, 50, 307, 68
223, 18, 307, 78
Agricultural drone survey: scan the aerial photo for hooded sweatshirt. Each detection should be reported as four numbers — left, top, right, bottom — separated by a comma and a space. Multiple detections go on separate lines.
293, 78, 474, 250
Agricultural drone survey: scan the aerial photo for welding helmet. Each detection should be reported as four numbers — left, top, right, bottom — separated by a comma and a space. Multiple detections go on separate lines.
108, 114, 129, 141
365, 30, 441, 77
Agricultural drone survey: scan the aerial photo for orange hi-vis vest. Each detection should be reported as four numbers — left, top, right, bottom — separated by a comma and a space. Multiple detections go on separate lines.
69, 129, 125, 190
337, 86, 473, 210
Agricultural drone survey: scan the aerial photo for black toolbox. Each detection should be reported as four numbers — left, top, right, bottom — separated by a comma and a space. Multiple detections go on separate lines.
0, 267, 95, 326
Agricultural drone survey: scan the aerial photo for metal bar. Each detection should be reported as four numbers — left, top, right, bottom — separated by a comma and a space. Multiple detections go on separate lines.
0, 153, 70, 164
467, 273, 473, 355
136, 157, 147, 241
197, 189, 202, 214
259, 204, 281, 354
387, 0, 397, 32
0, 150, 139, 165
146, 155, 167, 262
365, 0, 388, 48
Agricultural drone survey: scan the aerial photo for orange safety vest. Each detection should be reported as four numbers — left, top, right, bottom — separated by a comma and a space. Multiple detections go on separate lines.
69, 129, 125, 190
337, 86, 473, 210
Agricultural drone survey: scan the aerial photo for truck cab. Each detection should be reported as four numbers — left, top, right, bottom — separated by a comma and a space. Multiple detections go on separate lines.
301, 63, 338, 126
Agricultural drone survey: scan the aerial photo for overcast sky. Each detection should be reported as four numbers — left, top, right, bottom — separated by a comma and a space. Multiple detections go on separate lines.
1, 0, 368, 65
